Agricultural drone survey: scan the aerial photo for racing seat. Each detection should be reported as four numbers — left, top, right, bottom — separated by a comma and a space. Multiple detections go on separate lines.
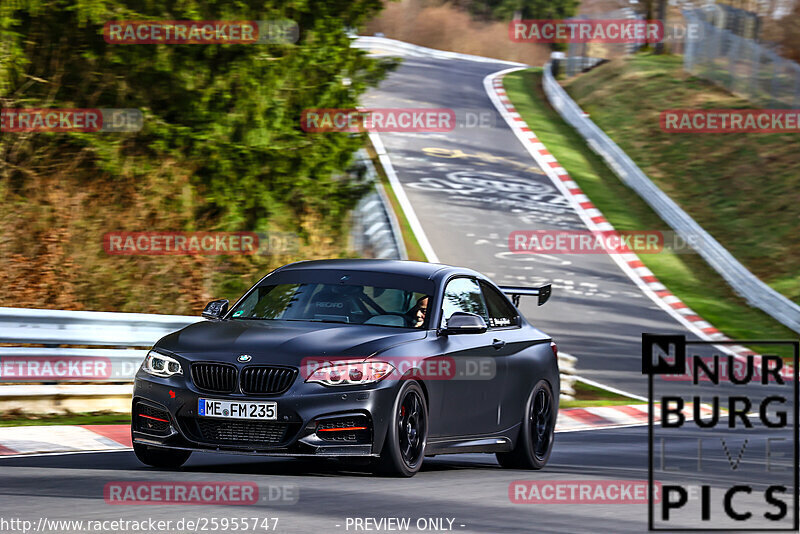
307, 286, 359, 322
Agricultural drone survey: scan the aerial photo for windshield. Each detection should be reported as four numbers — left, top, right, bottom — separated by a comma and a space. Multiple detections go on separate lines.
228, 283, 431, 328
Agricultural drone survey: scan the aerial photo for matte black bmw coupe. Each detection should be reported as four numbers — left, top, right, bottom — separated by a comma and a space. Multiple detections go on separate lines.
132, 259, 558, 476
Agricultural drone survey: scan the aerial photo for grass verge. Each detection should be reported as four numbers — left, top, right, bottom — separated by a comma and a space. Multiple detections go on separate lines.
503, 68, 797, 351
0, 411, 130, 427
560, 381, 643, 409
365, 144, 427, 262
564, 54, 800, 305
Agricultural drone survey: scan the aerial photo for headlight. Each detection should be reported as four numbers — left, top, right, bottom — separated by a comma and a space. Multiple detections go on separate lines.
305, 361, 394, 386
142, 350, 183, 378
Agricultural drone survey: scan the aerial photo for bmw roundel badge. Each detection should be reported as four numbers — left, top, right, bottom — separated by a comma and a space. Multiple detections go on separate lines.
237, 354, 252, 363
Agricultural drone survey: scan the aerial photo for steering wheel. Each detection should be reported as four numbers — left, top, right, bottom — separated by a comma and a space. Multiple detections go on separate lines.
372, 311, 414, 328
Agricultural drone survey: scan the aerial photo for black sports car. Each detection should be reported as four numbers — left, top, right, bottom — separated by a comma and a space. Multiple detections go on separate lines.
132, 259, 558, 476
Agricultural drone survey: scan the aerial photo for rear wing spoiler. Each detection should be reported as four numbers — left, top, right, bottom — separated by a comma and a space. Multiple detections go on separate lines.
499, 284, 552, 307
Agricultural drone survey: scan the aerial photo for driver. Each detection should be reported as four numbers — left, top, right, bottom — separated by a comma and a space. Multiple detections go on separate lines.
411, 296, 428, 328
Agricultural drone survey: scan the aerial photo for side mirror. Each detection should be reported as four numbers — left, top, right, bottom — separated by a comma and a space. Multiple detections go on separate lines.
441, 312, 487, 335
202, 299, 229, 320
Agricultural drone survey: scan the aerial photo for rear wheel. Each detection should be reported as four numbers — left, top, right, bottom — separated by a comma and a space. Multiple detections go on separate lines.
496, 380, 555, 470
133, 442, 192, 469
375, 381, 428, 477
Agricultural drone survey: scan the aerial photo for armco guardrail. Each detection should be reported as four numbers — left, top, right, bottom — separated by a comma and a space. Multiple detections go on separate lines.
542, 62, 800, 334
558, 352, 578, 401
0, 307, 200, 383
351, 148, 407, 260
0, 306, 201, 346
0, 306, 578, 402
0, 348, 147, 382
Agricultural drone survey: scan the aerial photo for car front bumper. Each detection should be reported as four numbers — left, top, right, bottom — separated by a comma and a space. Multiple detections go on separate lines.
132, 370, 400, 457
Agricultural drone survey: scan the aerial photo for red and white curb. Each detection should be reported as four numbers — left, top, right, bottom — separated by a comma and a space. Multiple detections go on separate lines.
484, 69, 760, 363
556, 403, 714, 432
0, 425, 131, 456
0, 408, 659, 456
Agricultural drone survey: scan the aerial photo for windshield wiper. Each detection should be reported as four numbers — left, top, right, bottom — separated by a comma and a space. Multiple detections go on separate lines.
233, 317, 350, 325
283, 318, 350, 324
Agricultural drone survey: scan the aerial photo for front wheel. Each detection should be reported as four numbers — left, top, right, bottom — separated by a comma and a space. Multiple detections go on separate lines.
133, 442, 192, 469
375, 381, 428, 477
497, 380, 555, 470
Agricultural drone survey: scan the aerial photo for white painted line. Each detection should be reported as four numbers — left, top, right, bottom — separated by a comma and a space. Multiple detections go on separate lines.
571, 375, 649, 402
368, 132, 440, 263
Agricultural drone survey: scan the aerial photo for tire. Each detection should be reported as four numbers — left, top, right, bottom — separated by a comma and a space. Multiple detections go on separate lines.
375, 381, 428, 477
496, 380, 555, 470
133, 442, 192, 469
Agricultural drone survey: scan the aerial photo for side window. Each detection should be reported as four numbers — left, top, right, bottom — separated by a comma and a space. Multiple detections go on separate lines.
480, 281, 519, 329
441, 277, 488, 327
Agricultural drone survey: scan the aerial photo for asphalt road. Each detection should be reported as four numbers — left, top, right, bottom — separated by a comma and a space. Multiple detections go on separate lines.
0, 421, 793, 533
0, 40, 795, 534
358, 41, 728, 398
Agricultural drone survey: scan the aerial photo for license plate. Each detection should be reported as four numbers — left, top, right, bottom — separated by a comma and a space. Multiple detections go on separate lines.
198, 399, 277, 420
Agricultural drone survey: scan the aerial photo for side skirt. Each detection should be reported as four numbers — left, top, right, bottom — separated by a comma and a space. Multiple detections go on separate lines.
425, 424, 520, 455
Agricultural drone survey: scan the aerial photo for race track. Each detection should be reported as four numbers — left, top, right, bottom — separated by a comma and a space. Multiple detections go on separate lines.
0, 39, 795, 534
359, 41, 718, 397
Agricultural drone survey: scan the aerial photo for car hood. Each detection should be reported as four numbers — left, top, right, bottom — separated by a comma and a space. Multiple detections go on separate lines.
155, 319, 427, 365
